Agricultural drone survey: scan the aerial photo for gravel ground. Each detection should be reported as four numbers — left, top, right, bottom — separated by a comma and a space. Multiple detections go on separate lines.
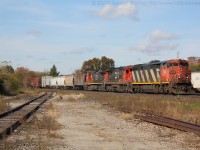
52, 94, 200, 150
1, 93, 200, 150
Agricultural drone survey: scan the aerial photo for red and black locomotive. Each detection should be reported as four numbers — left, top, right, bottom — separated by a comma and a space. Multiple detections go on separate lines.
85, 59, 192, 94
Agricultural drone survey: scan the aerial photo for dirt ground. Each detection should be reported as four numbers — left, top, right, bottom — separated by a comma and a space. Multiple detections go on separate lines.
51, 93, 200, 150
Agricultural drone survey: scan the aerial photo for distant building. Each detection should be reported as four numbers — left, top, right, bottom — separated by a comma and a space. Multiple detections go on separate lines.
188, 57, 200, 65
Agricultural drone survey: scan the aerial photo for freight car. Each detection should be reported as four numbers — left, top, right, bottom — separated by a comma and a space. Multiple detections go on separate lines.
41, 76, 52, 88
32, 77, 41, 88
191, 72, 200, 92
65, 75, 74, 89
74, 70, 85, 90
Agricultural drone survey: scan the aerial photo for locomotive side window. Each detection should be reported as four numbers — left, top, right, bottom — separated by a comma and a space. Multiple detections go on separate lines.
180, 62, 188, 67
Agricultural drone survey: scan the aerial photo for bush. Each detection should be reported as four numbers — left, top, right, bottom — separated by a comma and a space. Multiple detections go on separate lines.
190, 64, 200, 72
0, 78, 5, 94
3, 74, 19, 92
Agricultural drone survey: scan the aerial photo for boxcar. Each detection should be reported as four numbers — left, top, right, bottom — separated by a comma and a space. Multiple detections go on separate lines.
50, 77, 58, 88
57, 76, 66, 88
191, 72, 200, 91
74, 70, 85, 90
33, 77, 41, 88
65, 75, 74, 89
41, 76, 52, 88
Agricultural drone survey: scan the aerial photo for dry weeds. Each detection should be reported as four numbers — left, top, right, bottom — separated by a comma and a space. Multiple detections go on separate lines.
47, 89, 200, 126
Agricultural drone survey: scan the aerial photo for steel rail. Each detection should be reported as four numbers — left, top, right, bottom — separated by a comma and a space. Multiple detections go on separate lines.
0, 92, 52, 139
0, 93, 46, 118
135, 114, 200, 133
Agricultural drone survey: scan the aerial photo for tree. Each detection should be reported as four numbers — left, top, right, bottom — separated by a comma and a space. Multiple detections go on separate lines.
49, 65, 59, 77
0, 66, 14, 74
0, 65, 18, 93
82, 56, 115, 72
15, 67, 36, 88
100, 56, 115, 70
190, 64, 200, 72
0, 78, 5, 94
3, 74, 19, 92
149, 60, 160, 63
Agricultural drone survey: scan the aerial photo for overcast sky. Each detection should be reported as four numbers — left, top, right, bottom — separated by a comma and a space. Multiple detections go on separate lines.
0, 0, 200, 74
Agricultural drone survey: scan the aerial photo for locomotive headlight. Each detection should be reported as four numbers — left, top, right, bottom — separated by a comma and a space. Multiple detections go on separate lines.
186, 76, 189, 79
178, 76, 181, 79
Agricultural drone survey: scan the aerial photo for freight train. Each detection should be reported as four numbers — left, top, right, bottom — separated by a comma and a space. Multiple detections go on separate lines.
33, 59, 198, 94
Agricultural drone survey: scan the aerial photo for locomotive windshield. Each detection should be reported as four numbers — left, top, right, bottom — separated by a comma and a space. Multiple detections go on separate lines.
180, 62, 189, 67
167, 62, 188, 68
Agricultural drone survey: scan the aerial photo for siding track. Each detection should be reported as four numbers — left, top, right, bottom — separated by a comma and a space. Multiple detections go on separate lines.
0, 92, 52, 139
135, 114, 200, 134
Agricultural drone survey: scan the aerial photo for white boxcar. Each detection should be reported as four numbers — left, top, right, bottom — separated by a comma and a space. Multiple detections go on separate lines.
65, 75, 74, 88
50, 77, 58, 88
41, 76, 46, 88
41, 76, 52, 88
191, 72, 200, 91
57, 76, 66, 87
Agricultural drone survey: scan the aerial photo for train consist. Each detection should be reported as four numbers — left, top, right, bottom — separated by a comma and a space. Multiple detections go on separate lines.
33, 59, 200, 94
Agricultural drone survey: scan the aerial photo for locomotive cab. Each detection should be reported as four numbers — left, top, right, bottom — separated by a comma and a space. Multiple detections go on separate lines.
161, 59, 191, 84
86, 72, 93, 83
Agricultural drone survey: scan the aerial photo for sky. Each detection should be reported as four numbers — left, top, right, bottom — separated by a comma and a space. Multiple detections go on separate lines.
0, 0, 200, 74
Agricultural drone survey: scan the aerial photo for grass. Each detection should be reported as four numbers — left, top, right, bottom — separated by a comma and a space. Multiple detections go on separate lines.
183, 103, 200, 110
0, 99, 10, 112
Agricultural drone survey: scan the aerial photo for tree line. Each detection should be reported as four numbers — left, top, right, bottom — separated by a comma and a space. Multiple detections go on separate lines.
0, 66, 48, 94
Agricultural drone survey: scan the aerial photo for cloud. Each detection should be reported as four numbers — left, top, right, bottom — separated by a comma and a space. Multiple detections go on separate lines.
131, 29, 179, 54
95, 2, 138, 20
149, 29, 177, 42
27, 29, 41, 37
134, 42, 179, 53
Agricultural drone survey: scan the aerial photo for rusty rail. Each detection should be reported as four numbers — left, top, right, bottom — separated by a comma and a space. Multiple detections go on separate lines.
0, 92, 52, 139
135, 114, 200, 133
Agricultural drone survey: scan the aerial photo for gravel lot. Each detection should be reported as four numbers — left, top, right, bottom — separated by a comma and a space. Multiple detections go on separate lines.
1, 93, 200, 150
52, 93, 200, 150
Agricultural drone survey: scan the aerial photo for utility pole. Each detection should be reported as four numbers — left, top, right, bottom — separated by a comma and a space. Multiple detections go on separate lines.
177, 51, 179, 59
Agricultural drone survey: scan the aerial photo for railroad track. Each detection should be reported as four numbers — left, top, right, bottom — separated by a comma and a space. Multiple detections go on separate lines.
42, 88, 200, 97
135, 114, 200, 134
0, 92, 52, 139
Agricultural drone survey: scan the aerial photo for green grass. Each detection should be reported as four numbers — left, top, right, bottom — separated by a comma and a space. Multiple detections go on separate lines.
183, 103, 200, 110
